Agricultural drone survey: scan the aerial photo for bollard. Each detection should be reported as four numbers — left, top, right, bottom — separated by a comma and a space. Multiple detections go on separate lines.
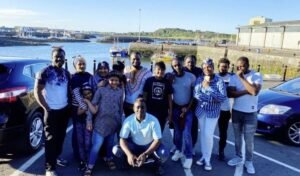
283, 65, 288, 81
93, 59, 96, 75
231, 64, 235, 73
224, 47, 228, 58
150, 61, 153, 73
257, 64, 261, 72
65, 59, 68, 71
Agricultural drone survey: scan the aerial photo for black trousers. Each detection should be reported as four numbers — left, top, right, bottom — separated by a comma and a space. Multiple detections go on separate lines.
191, 115, 198, 147
218, 110, 231, 153
44, 106, 70, 171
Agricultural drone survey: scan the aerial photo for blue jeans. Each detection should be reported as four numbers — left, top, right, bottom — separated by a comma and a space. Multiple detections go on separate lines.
87, 131, 115, 167
232, 110, 257, 161
113, 139, 169, 165
173, 106, 193, 159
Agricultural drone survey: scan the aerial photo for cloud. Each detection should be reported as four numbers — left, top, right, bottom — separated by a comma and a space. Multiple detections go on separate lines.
0, 9, 38, 17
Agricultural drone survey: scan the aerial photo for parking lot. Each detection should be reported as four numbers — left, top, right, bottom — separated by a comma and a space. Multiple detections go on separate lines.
0, 81, 300, 176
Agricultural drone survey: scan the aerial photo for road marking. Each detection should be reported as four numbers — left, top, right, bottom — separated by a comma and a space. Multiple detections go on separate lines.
213, 135, 300, 174
10, 126, 73, 176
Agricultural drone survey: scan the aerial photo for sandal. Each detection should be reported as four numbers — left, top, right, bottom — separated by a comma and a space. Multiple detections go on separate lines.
106, 160, 117, 170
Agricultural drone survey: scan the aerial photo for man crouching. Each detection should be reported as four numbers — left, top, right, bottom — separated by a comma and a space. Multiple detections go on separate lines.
113, 98, 169, 175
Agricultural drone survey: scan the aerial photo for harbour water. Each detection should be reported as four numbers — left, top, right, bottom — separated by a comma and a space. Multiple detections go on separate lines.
0, 42, 160, 74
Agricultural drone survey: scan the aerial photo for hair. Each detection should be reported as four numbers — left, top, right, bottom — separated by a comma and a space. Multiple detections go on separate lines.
80, 82, 93, 95
107, 70, 121, 79
154, 61, 166, 71
112, 61, 125, 72
51, 46, 65, 56
184, 54, 197, 63
134, 97, 145, 105
130, 51, 142, 59
218, 57, 230, 66
72, 55, 86, 68
97, 61, 109, 71
202, 58, 214, 69
237, 56, 249, 66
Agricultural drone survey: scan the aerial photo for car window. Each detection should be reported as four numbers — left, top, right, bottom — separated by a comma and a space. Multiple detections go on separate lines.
0, 64, 11, 81
23, 63, 48, 79
273, 78, 300, 94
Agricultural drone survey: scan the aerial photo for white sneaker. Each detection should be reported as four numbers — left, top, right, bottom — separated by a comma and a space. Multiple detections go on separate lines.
196, 158, 204, 166
183, 158, 193, 169
171, 150, 184, 161
204, 162, 212, 171
227, 157, 243, 166
245, 161, 256, 174
45, 170, 58, 176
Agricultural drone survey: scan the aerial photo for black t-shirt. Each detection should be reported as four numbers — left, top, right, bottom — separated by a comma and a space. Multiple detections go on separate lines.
143, 76, 173, 117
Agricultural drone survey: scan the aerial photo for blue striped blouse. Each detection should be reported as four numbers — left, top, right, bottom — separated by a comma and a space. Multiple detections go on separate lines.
193, 75, 227, 118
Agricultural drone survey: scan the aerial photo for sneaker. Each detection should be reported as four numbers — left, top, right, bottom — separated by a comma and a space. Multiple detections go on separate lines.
196, 158, 204, 166
45, 170, 58, 176
57, 157, 68, 167
227, 157, 243, 166
170, 146, 176, 154
204, 162, 212, 171
171, 150, 184, 161
244, 161, 256, 174
144, 158, 156, 164
183, 158, 193, 169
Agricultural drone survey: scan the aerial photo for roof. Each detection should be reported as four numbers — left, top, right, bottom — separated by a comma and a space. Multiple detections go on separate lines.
237, 20, 300, 29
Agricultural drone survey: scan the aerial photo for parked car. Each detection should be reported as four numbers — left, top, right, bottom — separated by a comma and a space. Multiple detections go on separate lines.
0, 57, 50, 152
257, 77, 300, 146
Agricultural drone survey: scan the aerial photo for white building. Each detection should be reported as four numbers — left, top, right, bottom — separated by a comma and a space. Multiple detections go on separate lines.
236, 18, 300, 50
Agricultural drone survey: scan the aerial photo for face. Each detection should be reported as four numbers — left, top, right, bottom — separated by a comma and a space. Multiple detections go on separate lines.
184, 57, 195, 70
108, 76, 120, 88
130, 53, 141, 68
218, 63, 229, 74
133, 101, 146, 121
171, 59, 182, 73
203, 63, 214, 76
237, 60, 249, 73
98, 67, 109, 77
75, 60, 86, 73
52, 50, 65, 68
82, 90, 93, 100
154, 66, 165, 78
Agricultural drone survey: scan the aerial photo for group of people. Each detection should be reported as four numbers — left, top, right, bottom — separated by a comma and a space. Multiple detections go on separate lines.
34, 47, 263, 176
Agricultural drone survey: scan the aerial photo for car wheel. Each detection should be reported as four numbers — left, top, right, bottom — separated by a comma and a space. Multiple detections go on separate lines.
285, 120, 300, 146
25, 111, 44, 152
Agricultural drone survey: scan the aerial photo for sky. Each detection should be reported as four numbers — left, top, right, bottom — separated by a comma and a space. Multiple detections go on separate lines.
0, 0, 300, 34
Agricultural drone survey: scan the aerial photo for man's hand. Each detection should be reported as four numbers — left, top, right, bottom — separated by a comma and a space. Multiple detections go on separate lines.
136, 153, 147, 167
86, 121, 93, 131
237, 70, 244, 79
127, 153, 138, 167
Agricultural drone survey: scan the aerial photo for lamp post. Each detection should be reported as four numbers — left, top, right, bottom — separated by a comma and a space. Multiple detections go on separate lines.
138, 8, 141, 42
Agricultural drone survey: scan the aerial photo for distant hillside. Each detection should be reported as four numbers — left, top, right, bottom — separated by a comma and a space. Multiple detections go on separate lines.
123, 28, 235, 40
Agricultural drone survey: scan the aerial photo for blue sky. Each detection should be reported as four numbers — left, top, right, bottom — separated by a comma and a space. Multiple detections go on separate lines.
0, 0, 300, 34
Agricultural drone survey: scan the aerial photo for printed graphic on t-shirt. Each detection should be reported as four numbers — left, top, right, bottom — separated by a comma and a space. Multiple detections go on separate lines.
152, 82, 165, 100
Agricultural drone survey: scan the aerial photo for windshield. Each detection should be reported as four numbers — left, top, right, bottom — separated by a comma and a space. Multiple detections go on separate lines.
272, 78, 300, 95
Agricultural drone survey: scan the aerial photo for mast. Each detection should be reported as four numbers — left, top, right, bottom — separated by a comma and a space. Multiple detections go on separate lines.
138, 8, 141, 42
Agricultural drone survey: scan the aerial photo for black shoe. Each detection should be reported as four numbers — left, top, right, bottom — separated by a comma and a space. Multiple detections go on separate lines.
78, 161, 86, 171
83, 168, 92, 176
57, 157, 68, 167
218, 152, 225, 161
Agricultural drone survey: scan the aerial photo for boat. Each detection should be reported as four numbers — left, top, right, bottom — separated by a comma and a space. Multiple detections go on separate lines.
109, 37, 128, 57
150, 51, 176, 62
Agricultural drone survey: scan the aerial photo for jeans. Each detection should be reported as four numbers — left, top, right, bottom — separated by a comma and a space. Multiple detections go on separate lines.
218, 110, 231, 154
87, 131, 116, 167
44, 106, 70, 171
113, 139, 169, 165
75, 120, 92, 162
232, 110, 257, 161
198, 112, 219, 163
173, 106, 193, 159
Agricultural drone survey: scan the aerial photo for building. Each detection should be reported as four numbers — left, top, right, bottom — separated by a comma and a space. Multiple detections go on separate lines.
236, 17, 300, 50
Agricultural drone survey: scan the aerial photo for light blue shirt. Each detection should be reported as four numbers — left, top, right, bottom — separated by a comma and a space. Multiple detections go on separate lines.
120, 113, 162, 146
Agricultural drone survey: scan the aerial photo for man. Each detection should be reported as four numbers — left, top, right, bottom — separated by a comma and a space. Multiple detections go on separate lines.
113, 98, 169, 175
183, 54, 202, 155
227, 56, 263, 174
34, 47, 71, 176
124, 52, 152, 117
216, 58, 232, 161
170, 57, 196, 169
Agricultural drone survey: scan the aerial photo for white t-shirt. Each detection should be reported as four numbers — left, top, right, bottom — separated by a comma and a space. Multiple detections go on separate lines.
217, 73, 231, 111
119, 113, 162, 146
229, 70, 263, 113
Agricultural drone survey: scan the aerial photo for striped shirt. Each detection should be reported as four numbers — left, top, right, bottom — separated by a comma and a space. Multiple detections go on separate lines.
194, 75, 227, 118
